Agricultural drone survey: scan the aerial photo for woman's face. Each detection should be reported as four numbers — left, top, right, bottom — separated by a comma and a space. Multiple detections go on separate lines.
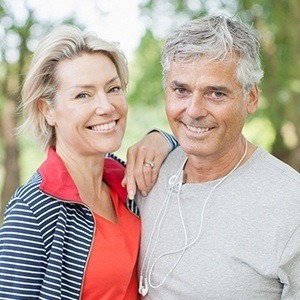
42, 53, 127, 157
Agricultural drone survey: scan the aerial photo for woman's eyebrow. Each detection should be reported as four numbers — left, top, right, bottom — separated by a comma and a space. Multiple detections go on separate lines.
106, 76, 120, 84
67, 76, 120, 91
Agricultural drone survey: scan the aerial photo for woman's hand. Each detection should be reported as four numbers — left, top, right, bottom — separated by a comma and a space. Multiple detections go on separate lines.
122, 131, 170, 199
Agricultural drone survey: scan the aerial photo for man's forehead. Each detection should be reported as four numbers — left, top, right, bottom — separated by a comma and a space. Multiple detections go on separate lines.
170, 55, 236, 69
166, 56, 242, 92
167, 56, 237, 80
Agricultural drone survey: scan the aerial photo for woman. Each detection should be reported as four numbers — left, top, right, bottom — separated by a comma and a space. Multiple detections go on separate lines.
0, 25, 175, 299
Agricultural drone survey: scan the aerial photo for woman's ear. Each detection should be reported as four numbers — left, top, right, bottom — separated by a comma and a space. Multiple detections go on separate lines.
246, 84, 259, 115
38, 98, 55, 126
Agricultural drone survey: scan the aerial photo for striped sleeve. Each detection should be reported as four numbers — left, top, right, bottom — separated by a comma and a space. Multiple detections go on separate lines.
106, 153, 126, 166
147, 129, 179, 151
0, 196, 47, 300
107, 129, 179, 165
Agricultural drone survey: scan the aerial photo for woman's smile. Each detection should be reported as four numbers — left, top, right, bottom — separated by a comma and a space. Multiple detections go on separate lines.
88, 120, 118, 132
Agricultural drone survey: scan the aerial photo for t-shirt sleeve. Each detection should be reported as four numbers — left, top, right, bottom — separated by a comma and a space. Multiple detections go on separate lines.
278, 223, 300, 298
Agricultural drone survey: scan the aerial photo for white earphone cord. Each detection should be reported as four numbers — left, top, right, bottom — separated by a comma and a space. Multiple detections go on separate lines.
139, 157, 188, 296
139, 140, 248, 296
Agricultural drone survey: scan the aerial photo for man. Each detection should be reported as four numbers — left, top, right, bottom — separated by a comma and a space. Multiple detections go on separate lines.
134, 15, 300, 299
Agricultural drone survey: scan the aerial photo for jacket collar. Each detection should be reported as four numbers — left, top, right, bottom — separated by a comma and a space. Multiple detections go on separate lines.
38, 147, 127, 203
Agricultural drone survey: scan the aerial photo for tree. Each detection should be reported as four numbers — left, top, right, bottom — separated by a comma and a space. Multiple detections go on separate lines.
0, 0, 79, 221
0, 3, 35, 216
128, 29, 165, 106
239, 0, 300, 169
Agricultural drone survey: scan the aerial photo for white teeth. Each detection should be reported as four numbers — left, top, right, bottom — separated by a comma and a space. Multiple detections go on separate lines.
91, 121, 116, 131
186, 125, 210, 133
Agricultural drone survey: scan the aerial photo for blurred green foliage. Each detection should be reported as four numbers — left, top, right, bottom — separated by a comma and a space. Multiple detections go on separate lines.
128, 29, 165, 106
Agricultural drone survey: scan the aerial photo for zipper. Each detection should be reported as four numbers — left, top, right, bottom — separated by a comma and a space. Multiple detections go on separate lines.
79, 211, 96, 299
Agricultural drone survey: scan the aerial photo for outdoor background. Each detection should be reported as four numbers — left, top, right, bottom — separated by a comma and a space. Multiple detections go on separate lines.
0, 0, 299, 222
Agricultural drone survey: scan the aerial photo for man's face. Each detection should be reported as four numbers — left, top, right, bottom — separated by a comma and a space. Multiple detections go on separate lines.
165, 56, 258, 159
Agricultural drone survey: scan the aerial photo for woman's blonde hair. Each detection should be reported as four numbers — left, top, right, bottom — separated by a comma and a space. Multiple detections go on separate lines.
18, 25, 128, 151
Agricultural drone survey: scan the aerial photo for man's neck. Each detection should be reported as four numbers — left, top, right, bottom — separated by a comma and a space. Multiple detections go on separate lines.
183, 141, 256, 183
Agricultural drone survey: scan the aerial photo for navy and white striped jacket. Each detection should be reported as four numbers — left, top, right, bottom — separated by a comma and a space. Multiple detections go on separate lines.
0, 148, 130, 300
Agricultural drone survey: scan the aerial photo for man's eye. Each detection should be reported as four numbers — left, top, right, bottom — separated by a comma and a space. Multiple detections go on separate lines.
175, 88, 187, 95
75, 93, 89, 99
211, 91, 225, 99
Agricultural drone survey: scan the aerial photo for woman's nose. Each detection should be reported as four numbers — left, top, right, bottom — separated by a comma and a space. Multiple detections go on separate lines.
95, 94, 115, 116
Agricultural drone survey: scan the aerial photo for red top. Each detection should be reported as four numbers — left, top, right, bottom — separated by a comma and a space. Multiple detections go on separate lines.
38, 148, 141, 299
81, 189, 140, 299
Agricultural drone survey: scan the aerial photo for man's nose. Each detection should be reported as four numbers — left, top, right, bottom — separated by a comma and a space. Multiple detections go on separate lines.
186, 93, 208, 118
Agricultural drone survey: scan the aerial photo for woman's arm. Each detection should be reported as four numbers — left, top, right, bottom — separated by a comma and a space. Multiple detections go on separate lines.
0, 197, 47, 299
122, 130, 178, 199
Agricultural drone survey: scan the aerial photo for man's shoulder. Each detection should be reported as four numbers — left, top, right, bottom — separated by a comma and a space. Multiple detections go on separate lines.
164, 146, 186, 165
256, 147, 300, 184
163, 146, 186, 168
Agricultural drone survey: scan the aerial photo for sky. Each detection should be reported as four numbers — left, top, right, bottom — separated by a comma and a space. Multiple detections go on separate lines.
7, 0, 146, 61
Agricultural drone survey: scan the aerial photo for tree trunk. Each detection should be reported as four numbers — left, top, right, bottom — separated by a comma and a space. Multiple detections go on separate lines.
1, 96, 20, 218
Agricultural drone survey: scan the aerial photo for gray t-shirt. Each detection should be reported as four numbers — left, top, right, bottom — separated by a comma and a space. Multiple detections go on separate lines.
137, 147, 300, 299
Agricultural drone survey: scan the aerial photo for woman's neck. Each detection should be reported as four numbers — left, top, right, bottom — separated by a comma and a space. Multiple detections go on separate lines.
55, 146, 118, 222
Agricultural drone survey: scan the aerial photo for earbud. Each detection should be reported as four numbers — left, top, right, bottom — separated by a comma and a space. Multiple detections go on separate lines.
139, 276, 149, 296
141, 287, 148, 297
168, 174, 177, 186
168, 157, 188, 188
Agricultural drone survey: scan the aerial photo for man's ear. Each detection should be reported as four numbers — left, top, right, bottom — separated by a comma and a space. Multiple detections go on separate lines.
38, 98, 55, 126
246, 84, 259, 115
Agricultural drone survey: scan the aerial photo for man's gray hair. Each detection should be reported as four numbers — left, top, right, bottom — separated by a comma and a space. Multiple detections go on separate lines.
161, 15, 264, 94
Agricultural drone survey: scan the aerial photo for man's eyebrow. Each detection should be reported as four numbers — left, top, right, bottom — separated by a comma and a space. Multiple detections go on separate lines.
169, 80, 189, 88
169, 82, 232, 93
205, 85, 231, 93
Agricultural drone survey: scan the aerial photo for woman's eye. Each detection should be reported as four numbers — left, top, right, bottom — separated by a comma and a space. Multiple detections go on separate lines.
108, 86, 121, 93
75, 93, 89, 99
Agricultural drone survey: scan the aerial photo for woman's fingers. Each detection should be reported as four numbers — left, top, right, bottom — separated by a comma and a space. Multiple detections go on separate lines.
124, 131, 171, 199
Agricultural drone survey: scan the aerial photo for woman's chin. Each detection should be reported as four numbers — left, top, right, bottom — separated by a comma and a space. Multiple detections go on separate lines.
104, 143, 122, 155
